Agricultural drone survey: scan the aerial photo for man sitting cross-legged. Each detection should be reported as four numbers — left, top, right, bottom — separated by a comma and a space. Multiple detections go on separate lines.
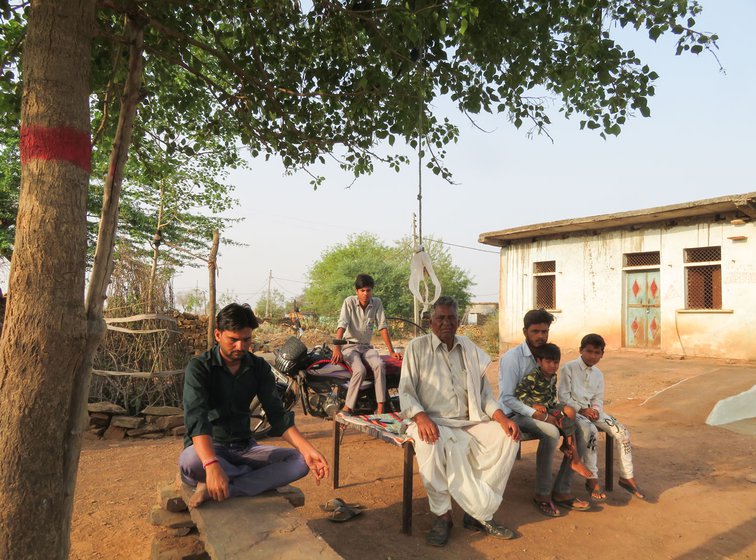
399, 296, 520, 547
179, 303, 329, 507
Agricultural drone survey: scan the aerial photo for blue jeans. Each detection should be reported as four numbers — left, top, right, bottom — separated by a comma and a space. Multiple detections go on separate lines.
179, 439, 308, 497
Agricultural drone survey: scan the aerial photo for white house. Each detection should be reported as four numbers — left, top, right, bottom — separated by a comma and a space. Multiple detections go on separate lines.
479, 192, 756, 361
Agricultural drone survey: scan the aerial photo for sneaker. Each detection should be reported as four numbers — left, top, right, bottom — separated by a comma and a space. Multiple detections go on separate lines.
463, 513, 515, 540
426, 515, 452, 547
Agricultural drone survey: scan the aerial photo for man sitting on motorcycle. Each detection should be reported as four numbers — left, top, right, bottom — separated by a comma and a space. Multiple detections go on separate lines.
330, 274, 402, 414
180, 303, 329, 507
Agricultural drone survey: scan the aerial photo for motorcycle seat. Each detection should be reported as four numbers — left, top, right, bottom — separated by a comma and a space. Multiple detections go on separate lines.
305, 365, 373, 391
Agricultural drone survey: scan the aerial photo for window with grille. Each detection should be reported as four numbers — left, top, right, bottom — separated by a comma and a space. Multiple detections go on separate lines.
533, 261, 556, 309
684, 246, 722, 309
624, 251, 660, 267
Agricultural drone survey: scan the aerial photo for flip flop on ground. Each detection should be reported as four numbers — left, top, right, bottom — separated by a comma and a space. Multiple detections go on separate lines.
532, 498, 560, 517
320, 498, 365, 512
327, 505, 363, 523
618, 478, 646, 500
553, 497, 591, 511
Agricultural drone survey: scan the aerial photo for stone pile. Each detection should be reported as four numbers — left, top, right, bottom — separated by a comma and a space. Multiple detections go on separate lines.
87, 403, 186, 440
151, 480, 209, 560
174, 312, 210, 356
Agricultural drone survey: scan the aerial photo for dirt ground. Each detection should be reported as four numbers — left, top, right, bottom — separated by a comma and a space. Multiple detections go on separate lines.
71, 348, 756, 560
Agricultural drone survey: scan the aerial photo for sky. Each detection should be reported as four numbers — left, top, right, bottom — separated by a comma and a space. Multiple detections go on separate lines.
169, 1, 755, 308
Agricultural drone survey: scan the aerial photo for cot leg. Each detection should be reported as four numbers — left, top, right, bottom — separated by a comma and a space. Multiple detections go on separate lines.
332, 419, 341, 490
402, 444, 414, 535
604, 433, 613, 492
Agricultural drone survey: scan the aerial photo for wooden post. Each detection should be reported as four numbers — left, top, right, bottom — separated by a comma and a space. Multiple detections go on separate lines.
402, 443, 414, 535
605, 433, 614, 491
207, 229, 219, 350
332, 419, 341, 489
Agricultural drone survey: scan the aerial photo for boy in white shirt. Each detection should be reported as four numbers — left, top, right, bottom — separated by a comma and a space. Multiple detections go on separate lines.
558, 333, 646, 501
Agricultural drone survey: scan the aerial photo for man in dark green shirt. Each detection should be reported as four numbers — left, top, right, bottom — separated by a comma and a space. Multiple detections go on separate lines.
179, 303, 329, 507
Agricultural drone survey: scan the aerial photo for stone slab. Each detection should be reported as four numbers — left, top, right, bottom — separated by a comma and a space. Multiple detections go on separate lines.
151, 533, 207, 560
180, 486, 340, 560
89, 412, 111, 428
88, 401, 127, 415
127, 425, 164, 437
156, 415, 185, 430
137, 432, 167, 439
143, 405, 184, 416
150, 506, 195, 529
160, 483, 189, 513
111, 415, 145, 429
267, 485, 305, 508
103, 425, 126, 440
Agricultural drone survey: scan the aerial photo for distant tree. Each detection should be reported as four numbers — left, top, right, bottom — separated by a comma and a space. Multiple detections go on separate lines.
218, 290, 241, 309
254, 288, 287, 319
304, 233, 473, 318
0, 137, 19, 260
176, 288, 208, 315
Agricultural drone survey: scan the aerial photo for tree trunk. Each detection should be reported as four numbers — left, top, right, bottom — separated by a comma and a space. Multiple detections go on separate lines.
64, 9, 145, 545
207, 229, 220, 349
0, 2, 96, 558
148, 180, 166, 312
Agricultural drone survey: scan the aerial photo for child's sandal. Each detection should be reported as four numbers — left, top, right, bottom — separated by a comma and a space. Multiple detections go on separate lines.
585, 480, 607, 502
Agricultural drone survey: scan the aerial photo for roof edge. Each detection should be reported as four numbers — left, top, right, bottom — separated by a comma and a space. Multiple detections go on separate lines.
479, 191, 756, 246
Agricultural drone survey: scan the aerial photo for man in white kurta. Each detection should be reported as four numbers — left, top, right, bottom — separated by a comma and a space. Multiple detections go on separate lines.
399, 297, 520, 547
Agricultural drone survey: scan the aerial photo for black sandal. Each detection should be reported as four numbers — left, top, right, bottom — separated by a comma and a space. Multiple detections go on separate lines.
618, 478, 646, 500
585, 480, 607, 502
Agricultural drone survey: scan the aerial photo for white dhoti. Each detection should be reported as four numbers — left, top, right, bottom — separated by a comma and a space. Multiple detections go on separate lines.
407, 420, 519, 522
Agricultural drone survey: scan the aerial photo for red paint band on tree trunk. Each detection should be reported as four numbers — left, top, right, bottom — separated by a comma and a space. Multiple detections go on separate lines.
20, 125, 92, 173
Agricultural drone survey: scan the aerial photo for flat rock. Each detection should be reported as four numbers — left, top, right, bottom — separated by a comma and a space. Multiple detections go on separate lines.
88, 402, 127, 415
136, 432, 167, 439
151, 532, 207, 560
169, 526, 194, 537
263, 485, 305, 508
156, 415, 185, 430
111, 415, 145, 429
88, 426, 107, 437
160, 483, 189, 513
103, 425, 126, 440
150, 506, 196, 529
180, 485, 340, 560
128, 426, 164, 437
89, 412, 111, 428
143, 406, 184, 416
172, 426, 187, 437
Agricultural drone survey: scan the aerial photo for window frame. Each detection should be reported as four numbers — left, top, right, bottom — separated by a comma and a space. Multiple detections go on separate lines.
532, 260, 556, 310
683, 247, 722, 310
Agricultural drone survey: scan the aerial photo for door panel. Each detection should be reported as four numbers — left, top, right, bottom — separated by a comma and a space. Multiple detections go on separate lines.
624, 270, 661, 349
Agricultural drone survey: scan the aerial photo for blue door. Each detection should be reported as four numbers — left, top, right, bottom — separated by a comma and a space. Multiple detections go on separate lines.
624, 270, 661, 348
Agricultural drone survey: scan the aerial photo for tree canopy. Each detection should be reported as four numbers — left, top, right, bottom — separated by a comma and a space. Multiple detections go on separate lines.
0, 0, 719, 264
1, 0, 719, 187
304, 233, 473, 318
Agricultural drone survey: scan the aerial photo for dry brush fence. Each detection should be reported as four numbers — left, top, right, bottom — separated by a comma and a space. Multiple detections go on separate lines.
90, 313, 188, 415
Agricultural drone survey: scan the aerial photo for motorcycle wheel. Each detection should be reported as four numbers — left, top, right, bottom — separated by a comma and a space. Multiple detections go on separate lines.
249, 398, 271, 438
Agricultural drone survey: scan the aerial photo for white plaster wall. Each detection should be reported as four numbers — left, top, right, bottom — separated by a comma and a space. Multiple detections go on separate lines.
498, 220, 756, 360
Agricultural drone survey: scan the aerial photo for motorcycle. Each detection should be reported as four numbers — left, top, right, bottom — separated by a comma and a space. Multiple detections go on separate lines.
250, 321, 424, 436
